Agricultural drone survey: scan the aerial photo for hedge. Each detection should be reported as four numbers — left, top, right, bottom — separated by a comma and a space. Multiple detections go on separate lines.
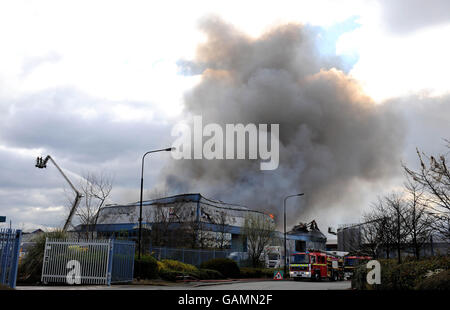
159, 268, 182, 281
415, 269, 450, 290
352, 256, 450, 290
17, 230, 67, 284
200, 258, 240, 278
159, 259, 198, 273
196, 268, 225, 280
239, 267, 274, 278
134, 255, 159, 280
153, 259, 225, 281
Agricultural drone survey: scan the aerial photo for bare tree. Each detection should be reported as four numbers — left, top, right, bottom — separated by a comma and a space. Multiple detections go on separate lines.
145, 205, 169, 247
149, 201, 188, 248
242, 212, 275, 267
384, 192, 410, 264
75, 171, 113, 239
198, 207, 230, 249
215, 210, 229, 249
361, 209, 385, 258
362, 195, 406, 260
403, 142, 450, 242
403, 178, 433, 259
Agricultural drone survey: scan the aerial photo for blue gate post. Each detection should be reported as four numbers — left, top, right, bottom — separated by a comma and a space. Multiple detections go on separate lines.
106, 239, 114, 286
9, 230, 22, 288
0, 230, 11, 284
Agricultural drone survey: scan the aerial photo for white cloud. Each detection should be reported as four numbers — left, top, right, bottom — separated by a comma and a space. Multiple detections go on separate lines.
344, 22, 450, 102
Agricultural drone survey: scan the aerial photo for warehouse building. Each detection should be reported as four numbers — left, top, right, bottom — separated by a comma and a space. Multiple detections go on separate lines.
74, 193, 327, 255
75, 193, 274, 251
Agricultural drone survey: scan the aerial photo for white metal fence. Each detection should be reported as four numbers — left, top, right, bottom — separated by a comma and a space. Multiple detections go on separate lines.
41, 238, 134, 285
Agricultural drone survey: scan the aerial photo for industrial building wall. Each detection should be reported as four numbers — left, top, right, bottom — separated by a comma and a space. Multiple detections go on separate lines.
97, 197, 271, 230
85, 194, 274, 251
97, 202, 199, 224
337, 226, 362, 252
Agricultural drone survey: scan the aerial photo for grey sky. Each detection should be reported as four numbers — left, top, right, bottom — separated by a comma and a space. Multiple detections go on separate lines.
377, 0, 450, 34
0, 1, 449, 234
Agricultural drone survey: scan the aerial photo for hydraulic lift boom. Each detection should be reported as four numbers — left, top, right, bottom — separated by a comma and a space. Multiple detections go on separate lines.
35, 155, 83, 231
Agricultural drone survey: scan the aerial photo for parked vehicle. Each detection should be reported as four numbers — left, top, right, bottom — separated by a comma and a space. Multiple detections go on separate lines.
289, 250, 344, 281
228, 251, 249, 263
343, 255, 371, 279
265, 246, 282, 268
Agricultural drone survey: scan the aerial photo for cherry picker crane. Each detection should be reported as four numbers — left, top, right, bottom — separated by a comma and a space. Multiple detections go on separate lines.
35, 155, 83, 231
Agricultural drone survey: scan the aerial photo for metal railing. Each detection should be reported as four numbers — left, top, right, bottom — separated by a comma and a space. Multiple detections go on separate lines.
41, 238, 135, 285
111, 240, 135, 283
150, 246, 233, 266
0, 229, 22, 288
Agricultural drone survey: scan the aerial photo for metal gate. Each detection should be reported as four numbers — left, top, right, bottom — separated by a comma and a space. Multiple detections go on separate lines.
41, 238, 135, 285
0, 229, 22, 288
111, 240, 135, 283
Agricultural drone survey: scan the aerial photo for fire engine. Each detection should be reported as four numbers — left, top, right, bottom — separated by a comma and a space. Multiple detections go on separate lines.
289, 250, 344, 281
343, 255, 372, 279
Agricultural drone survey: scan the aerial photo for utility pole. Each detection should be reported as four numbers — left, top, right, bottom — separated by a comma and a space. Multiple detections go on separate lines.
137, 147, 174, 260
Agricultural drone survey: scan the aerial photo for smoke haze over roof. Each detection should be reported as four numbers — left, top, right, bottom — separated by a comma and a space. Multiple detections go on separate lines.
159, 17, 406, 230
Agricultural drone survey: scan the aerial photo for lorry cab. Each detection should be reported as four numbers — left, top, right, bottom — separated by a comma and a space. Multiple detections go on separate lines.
289, 252, 312, 279
289, 251, 343, 281
266, 252, 282, 268
343, 255, 372, 279
289, 251, 327, 280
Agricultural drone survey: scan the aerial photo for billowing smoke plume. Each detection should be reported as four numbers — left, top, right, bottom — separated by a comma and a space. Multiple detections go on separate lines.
158, 17, 405, 228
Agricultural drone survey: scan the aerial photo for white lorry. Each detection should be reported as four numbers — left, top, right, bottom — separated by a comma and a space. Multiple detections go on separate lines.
265, 246, 282, 268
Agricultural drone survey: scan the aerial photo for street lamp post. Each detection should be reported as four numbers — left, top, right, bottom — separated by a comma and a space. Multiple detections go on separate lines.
284, 193, 304, 278
138, 147, 174, 260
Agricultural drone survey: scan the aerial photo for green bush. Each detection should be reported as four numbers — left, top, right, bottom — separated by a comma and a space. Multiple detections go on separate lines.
193, 268, 225, 280
0, 284, 14, 290
17, 230, 67, 284
352, 256, 450, 290
159, 259, 198, 273
415, 269, 450, 290
200, 258, 240, 278
239, 267, 274, 278
351, 264, 371, 290
159, 268, 181, 281
134, 255, 159, 280
153, 259, 224, 281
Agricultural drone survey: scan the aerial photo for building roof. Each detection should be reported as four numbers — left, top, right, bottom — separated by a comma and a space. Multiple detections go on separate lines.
105, 193, 252, 212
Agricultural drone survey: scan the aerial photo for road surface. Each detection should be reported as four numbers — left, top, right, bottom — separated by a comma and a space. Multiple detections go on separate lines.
16, 280, 351, 290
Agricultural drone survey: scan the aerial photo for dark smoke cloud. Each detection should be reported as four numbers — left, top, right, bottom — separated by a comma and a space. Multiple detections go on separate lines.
159, 17, 405, 229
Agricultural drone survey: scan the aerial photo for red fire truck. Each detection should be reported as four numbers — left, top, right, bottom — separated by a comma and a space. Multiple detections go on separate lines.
289, 250, 344, 281
343, 255, 372, 279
